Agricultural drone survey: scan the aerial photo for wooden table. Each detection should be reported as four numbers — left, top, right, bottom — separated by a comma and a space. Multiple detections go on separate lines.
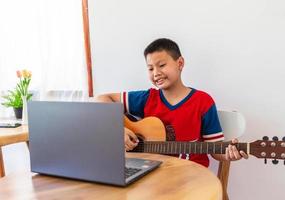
0, 125, 29, 177
0, 153, 222, 200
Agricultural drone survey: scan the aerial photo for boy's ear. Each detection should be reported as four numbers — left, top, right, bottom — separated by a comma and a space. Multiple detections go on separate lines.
177, 56, 184, 70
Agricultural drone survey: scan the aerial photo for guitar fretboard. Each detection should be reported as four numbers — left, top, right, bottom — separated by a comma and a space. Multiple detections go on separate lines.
133, 141, 248, 154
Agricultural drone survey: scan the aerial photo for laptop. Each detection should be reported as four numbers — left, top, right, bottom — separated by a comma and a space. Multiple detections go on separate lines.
28, 101, 162, 186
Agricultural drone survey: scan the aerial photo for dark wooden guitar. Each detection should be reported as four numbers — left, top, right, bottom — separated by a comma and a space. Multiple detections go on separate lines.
124, 116, 285, 164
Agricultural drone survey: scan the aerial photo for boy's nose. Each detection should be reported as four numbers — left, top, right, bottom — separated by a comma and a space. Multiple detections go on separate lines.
153, 68, 161, 76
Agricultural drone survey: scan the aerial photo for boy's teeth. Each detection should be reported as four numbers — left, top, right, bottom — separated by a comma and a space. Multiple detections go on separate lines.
156, 79, 164, 84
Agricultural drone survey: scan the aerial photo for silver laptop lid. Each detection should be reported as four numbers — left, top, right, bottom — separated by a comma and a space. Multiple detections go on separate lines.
28, 101, 126, 186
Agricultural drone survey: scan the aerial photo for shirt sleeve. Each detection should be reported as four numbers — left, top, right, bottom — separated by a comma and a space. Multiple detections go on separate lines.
201, 104, 224, 142
121, 90, 150, 118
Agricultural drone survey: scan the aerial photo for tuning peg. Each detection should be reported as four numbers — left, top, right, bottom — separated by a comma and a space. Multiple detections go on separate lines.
272, 136, 279, 141
264, 158, 267, 164
272, 159, 279, 165
263, 136, 269, 141
282, 137, 285, 141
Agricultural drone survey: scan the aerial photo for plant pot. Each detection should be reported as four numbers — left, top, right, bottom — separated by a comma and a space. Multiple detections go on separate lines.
13, 107, 23, 119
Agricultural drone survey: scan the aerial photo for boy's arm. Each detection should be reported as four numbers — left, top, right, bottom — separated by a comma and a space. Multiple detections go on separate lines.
93, 93, 121, 103
92, 92, 139, 150
211, 138, 248, 161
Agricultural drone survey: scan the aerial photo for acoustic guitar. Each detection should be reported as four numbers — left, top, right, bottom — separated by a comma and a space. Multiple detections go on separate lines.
124, 116, 285, 164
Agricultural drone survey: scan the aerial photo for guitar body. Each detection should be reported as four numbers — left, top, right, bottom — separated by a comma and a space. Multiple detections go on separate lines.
124, 116, 166, 141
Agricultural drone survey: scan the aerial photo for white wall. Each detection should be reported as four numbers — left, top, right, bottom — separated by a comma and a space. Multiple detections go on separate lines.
89, 1, 285, 199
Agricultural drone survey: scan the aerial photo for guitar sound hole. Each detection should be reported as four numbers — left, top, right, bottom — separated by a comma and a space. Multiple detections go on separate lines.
165, 125, 176, 141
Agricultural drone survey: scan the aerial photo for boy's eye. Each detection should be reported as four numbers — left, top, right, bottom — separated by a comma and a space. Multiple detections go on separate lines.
160, 64, 166, 68
148, 68, 153, 71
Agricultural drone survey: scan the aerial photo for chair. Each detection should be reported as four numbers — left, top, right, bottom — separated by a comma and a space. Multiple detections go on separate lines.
217, 110, 246, 200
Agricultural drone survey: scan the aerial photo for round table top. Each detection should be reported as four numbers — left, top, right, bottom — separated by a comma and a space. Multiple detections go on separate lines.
0, 125, 28, 146
0, 153, 222, 200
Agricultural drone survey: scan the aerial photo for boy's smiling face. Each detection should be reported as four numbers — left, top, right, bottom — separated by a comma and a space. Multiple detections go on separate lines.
146, 50, 184, 90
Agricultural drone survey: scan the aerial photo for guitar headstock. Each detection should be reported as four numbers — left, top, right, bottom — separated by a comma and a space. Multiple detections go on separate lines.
250, 136, 285, 164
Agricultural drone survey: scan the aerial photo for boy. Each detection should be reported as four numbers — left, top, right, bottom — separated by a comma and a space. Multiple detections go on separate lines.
96, 38, 248, 167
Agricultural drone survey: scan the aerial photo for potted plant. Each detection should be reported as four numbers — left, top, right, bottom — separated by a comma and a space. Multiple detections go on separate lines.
1, 70, 33, 119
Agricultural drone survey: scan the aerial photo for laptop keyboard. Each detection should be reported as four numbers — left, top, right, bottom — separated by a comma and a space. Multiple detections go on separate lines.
125, 167, 142, 179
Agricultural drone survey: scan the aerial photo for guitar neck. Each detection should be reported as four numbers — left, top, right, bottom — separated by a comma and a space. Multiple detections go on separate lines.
134, 141, 248, 155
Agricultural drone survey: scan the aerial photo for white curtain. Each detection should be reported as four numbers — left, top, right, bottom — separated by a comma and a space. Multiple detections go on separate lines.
0, 0, 89, 118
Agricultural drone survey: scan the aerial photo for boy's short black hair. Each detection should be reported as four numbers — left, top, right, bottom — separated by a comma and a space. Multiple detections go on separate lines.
144, 38, 182, 60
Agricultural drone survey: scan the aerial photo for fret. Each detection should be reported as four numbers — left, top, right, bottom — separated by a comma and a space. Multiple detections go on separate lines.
194, 143, 197, 153
207, 143, 210, 154
211, 142, 214, 154
220, 143, 222, 154
200, 142, 202, 154
183, 142, 186, 154
206, 142, 209, 154
167, 142, 170, 154
147, 143, 149, 153
202, 142, 207, 154
213, 143, 216, 154
157, 143, 159, 153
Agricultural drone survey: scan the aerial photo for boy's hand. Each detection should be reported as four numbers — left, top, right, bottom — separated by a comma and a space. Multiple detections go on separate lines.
225, 138, 249, 161
124, 127, 139, 151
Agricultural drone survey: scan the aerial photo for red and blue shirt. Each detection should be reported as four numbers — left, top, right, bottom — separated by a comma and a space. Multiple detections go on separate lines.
121, 88, 224, 167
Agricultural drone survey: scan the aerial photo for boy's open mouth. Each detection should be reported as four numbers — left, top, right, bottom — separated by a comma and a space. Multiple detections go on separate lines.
155, 78, 166, 85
